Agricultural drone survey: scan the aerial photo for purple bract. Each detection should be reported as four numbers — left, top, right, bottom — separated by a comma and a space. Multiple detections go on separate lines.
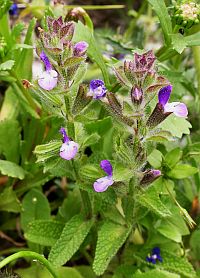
93, 160, 114, 192
88, 79, 107, 99
158, 85, 188, 117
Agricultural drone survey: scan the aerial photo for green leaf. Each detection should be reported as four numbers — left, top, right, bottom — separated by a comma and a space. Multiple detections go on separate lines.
0, 88, 19, 121
15, 18, 36, 80
0, 187, 21, 213
80, 164, 101, 180
156, 220, 183, 243
93, 221, 131, 276
64, 56, 85, 67
146, 130, 173, 143
11, 22, 25, 39
82, 133, 101, 147
134, 269, 180, 278
159, 115, 191, 138
14, 43, 34, 49
57, 190, 82, 222
0, 60, 15, 71
148, 0, 172, 45
171, 34, 187, 54
74, 21, 110, 87
184, 31, 200, 47
21, 189, 51, 231
167, 164, 198, 179
137, 187, 171, 218
165, 148, 182, 168
16, 265, 83, 278
34, 140, 61, 163
0, 160, 26, 179
171, 32, 200, 54
190, 229, 200, 260
49, 214, 93, 267
134, 250, 196, 278
113, 164, 134, 182
25, 220, 64, 246
0, 119, 20, 163
147, 149, 163, 168
0, 0, 11, 19
78, 183, 117, 206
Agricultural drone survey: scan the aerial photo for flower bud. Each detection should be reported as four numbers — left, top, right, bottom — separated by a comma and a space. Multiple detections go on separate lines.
173, 1, 200, 29
131, 86, 143, 105
140, 169, 161, 186
74, 41, 88, 56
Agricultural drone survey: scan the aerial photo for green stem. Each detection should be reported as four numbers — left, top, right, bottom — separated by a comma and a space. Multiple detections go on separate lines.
11, 71, 38, 111
192, 46, 200, 108
0, 251, 58, 278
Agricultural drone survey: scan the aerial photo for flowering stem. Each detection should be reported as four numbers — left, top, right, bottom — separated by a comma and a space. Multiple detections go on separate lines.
0, 251, 58, 278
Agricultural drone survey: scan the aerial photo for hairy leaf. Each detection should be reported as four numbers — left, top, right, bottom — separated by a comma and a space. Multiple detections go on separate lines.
25, 220, 64, 246
0, 160, 25, 179
0, 187, 21, 213
21, 189, 51, 231
137, 187, 171, 218
49, 214, 93, 266
93, 221, 131, 275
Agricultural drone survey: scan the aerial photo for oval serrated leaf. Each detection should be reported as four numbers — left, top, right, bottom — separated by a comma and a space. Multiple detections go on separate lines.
137, 187, 171, 218
167, 164, 198, 179
0, 160, 26, 179
21, 189, 51, 232
25, 220, 64, 246
93, 221, 131, 276
48, 214, 93, 267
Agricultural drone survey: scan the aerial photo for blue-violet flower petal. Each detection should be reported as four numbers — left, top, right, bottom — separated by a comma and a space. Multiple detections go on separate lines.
88, 79, 107, 99
100, 160, 113, 176
158, 85, 172, 106
93, 176, 114, 192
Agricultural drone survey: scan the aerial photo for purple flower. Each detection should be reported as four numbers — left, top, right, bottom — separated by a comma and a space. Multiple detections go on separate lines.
93, 160, 114, 192
88, 79, 107, 99
146, 247, 163, 264
9, 3, 18, 16
38, 51, 58, 91
158, 85, 188, 117
59, 128, 79, 160
74, 41, 88, 56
